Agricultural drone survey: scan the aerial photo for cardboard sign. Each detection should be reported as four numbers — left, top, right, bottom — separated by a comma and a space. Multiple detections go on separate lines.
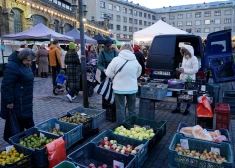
211, 147, 220, 155
55, 123, 60, 130
6, 145, 14, 154
40, 132, 45, 138
180, 139, 189, 149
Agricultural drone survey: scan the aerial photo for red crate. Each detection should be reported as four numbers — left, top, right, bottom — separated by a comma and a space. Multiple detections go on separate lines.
217, 113, 230, 123
215, 103, 230, 131
216, 122, 230, 130
214, 103, 230, 113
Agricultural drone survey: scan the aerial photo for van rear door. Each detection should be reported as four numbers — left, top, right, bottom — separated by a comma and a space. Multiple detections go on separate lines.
205, 29, 235, 83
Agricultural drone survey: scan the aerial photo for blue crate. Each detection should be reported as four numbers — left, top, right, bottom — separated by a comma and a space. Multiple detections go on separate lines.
223, 90, 235, 115
67, 106, 105, 129
68, 143, 136, 168
139, 98, 156, 120
54, 161, 77, 168
169, 133, 234, 168
177, 122, 231, 143
9, 127, 59, 167
35, 118, 83, 149
206, 83, 221, 103
139, 83, 168, 100
0, 145, 33, 168
90, 130, 148, 168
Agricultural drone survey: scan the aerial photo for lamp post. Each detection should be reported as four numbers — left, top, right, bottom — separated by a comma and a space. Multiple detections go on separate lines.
79, 0, 89, 108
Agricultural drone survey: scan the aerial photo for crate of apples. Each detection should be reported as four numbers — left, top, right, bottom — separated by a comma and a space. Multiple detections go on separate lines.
0, 147, 26, 166
98, 137, 140, 155
50, 128, 64, 135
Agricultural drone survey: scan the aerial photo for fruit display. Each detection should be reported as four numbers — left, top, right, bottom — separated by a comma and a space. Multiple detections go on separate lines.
89, 163, 107, 168
175, 144, 228, 163
50, 128, 64, 135
0, 147, 25, 166
98, 137, 142, 155
19, 134, 54, 149
114, 126, 155, 140
74, 112, 97, 119
58, 115, 89, 124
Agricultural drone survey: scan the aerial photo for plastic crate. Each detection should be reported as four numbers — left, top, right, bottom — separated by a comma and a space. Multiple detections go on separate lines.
177, 122, 231, 143
215, 103, 230, 131
196, 117, 213, 129
177, 90, 198, 104
58, 114, 93, 136
103, 102, 116, 122
68, 143, 136, 168
123, 116, 167, 152
67, 106, 105, 129
53, 161, 77, 168
185, 81, 201, 90
35, 118, 83, 149
0, 145, 33, 168
139, 98, 156, 120
137, 82, 148, 98
9, 127, 59, 167
223, 90, 235, 115
90, 130, 148, 168
206, 83, 221, 103
139, 83, 168, 100
169, 133, 234, 168
168, 80, 185, 89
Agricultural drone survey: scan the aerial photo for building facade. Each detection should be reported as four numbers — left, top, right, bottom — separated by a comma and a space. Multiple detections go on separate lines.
86, 0, 157, 41
0, 0, 109, 37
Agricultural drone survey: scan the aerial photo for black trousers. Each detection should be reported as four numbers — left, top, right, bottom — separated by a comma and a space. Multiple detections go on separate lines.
17, 117, 35, 132
52, 66, 61, 86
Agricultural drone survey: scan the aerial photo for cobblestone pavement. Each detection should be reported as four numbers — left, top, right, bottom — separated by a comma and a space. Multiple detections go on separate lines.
0, 77, 235, 168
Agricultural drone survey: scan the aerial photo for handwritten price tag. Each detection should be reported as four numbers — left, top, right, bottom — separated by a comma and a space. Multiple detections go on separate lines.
6, 145, 14, 154
40, 132, 45, 138
180, 139, 189, 149
211, 147, 220, 155
55, 123, 60, 130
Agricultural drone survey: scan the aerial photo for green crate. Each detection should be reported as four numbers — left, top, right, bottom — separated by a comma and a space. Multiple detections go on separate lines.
54, 161, 77, 168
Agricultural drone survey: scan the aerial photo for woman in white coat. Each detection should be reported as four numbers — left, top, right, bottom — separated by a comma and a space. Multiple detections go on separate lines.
105, 44, 142, 124
172, 45, 199, 115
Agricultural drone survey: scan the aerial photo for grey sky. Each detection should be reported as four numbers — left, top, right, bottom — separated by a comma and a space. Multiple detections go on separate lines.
133, 0, 228, 8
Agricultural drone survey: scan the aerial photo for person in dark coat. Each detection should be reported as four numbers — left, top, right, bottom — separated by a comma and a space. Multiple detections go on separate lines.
37, 44, 49, 78
1, 48, 35, 134
133, 46, 145, 75
65, 42, 81, 102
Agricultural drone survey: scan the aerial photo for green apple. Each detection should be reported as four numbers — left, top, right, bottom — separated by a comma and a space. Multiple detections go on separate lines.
138, 136, 143, 141
150, 133, 155, 138
129, 135, 134, 138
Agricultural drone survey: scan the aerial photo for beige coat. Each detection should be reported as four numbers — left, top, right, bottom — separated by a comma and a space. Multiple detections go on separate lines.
37, 48, 49, 73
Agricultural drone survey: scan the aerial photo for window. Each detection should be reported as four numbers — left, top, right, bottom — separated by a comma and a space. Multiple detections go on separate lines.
100, 1, 105, 8
64, 23, 73, 33
169, 14, 175, 20
123, 26, 127, 31
144, 13, 147, 18
144, 21, 147, 26
123, 16, 127, 23
152, 15, 156, 20
186, 13, 192, 18
205, 20, 211, 25
152, 22, 154, 25
116, 25, 121, 30
148, 14, 151, 19
186, 21, 192, 26
109, 13, 113, 20
177, 21, 183, 27
139, 12, 142, 17
54, 0, 58, 4
215, 19, 220, 24
186, 29, 192, 33
178, 14, 183, 19
224, 26, 231, 30
214, 27, 220, 32
134, 10, 137, 16
91, 16, 95, 21
195, 12, 201, 18
116, 34, 120, 38
123, 34, 127, 38
224, 18, 231, 24
116, 6, 120, 12
139, 28, 142, 30
33, 15, 47, 26
195, 20, 201, 25
13, 9, 22, 33
214, 10, 221, 16
116, 15, 121, 21
101, 12, 105, 18
225, 10, 231, 15
129, 18, 133, 23
204, 28, 210, 33
58, 1, 61, 6
123, 7, 127, 13
195, 28, 201, 33
134, 27, 138, 32
139, 20, 142, 25
134, 19, 137, 24
54, 20, 59, 32
170, 22, 175, 26
129, 35, 133, 39
161, 17, 166, 21
109, 24, 113, 29
129, 27, 133, 32
204, 11, 211, 17
108, 4, 113, 10
129, 9, 133, 14
148, 22, 151, 26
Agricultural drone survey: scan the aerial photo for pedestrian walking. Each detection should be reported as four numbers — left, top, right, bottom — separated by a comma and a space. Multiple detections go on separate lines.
37, 44, 49, 78
87, 46, 97, 63
31, 45, 38, 76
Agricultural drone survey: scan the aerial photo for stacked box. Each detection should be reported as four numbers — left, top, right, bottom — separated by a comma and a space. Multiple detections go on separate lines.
139, 98, 156, 120
215, 103, 230, 131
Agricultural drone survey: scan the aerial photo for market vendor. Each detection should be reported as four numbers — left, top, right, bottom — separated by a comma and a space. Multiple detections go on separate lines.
172, 45, 199, 115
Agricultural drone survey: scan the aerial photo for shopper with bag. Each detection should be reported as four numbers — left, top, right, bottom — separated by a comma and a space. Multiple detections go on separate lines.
1, 48, 35, 142
105, 44, 142, 124
172, 45, 199, 115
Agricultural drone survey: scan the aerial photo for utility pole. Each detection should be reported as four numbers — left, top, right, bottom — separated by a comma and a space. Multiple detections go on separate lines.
79, 0, 89, 108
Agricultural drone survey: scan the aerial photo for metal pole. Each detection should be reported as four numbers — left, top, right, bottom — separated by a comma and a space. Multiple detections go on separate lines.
79, 0, 89, 108
132, 6, 134, 47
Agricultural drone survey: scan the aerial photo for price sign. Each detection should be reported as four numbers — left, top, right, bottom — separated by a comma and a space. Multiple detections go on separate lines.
201, 85, 206, 91
113, 160, 124, 168
80, 113, 87, 118
180, 139, 189, 149
6, 145, 14, 154
40, 132, 45, 138
55, 123, 60, 130
211, 147, 220, 155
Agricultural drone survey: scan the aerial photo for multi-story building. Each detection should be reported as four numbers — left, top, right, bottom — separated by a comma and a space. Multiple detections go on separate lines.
154, 0, 235, 35
0, 0, 109, 37
86, 0, 157, 41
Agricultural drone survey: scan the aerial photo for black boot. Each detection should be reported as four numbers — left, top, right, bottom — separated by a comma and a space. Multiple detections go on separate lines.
171, 108, 181, 114
44, 72, 48, 78
40, 72, 44, 78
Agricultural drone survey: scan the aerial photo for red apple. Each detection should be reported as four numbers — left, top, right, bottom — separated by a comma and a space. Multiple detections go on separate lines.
89, 163, 95, 168
98, 166, 102, 168
125, 151, 130, 155
105, 141, 111, 146
100, 140, 105, 146
102, 164, 107, 168
114, 166, 118, 168
116, 148, 120, 152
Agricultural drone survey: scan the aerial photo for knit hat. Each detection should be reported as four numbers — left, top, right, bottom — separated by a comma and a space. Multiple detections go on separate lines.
69, 42, 76, 50
133, 46, 139, 51
60, 70, 65, 74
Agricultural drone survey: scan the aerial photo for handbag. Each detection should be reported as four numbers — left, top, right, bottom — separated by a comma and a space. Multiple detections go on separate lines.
4, 109, 21, 143
96, 60, 128, 104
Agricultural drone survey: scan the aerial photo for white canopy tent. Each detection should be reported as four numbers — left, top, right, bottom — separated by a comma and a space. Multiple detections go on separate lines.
133, 20, 188, 44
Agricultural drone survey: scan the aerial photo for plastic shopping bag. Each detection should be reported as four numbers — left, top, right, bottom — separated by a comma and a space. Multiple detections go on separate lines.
4, 109, 21, 143
196, 95, 213, 117
46, 137, 66, 168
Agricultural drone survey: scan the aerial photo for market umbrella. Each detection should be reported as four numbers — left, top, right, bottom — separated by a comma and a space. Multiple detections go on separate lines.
115, 39, 123, 46
1, 23, 74, 41
93, 33, 107, 44
65, 29, 97, 44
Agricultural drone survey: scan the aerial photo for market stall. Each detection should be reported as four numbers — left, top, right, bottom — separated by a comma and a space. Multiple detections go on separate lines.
65, 29, 97, 44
